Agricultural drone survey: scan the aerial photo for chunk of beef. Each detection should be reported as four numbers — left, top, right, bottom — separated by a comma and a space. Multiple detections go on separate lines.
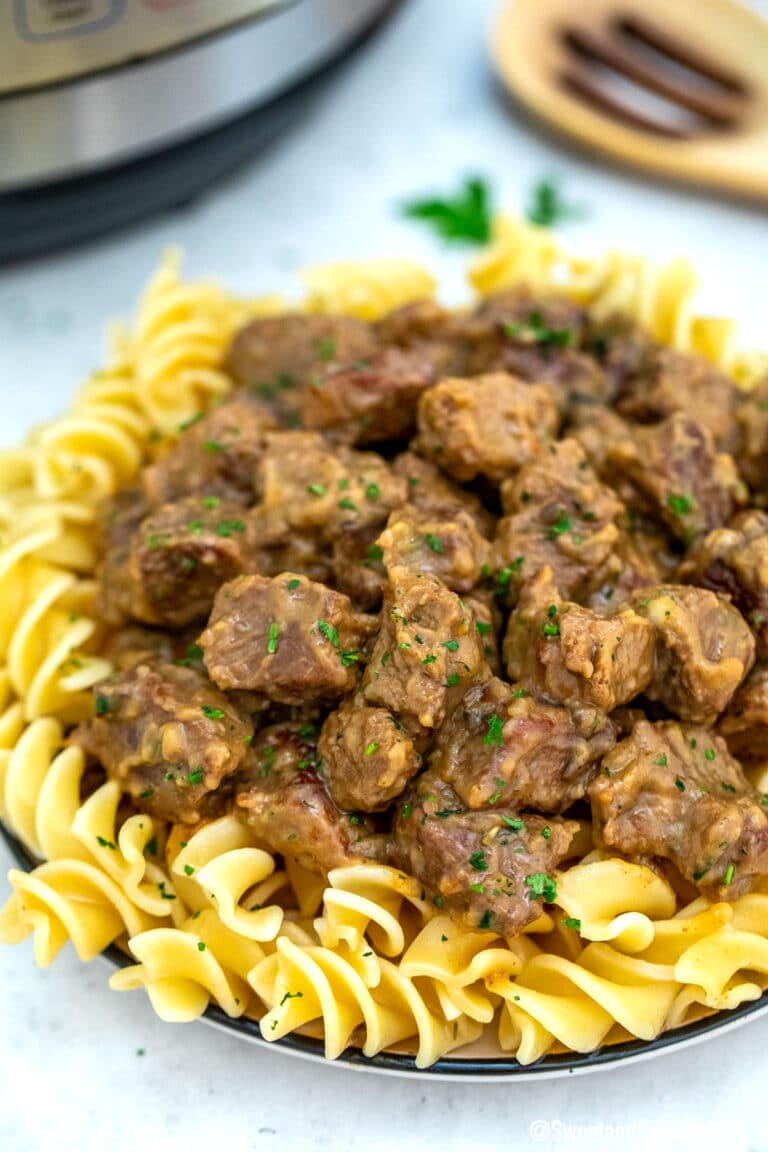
415, 373, 559, 484
718, 665, 768, 764
73, 661, 252, 823
318, 698, 420, 812
392, 771, 578, 934
376, 300, 470, 377
493, 438, 624, 603
735, 377, 768, 493
590, 719, 768, 898
607, 413, 747, 543
142, 398, 277, 506
680, 510, 768, 657
392, 451, 494, 536
432, 677, 616, 813
361, 570, 488, 737
464, 292, 611, 414
235, 722, 380, 874
200, 573, 376, 704
251, 431, 407, 549
301, 347, 436, 444
331, 525, 387, 611
504, 568, 656, 712
378, 504, 491, 593
606, 334, 738, 449
99, 496, 257, 628
631, 585, 755, 725
226, 314, 377, 423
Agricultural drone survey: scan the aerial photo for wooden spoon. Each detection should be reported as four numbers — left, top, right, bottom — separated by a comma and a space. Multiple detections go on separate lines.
491, 0, 768, 202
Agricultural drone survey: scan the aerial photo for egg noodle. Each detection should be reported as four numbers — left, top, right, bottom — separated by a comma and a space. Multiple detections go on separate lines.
1, 224, 767, 1067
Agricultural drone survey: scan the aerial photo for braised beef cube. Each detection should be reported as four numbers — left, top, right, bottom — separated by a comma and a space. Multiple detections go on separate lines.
493, 439, 623, 603
607, 334, 738, 450
392, 451, 494, 537
379, 504, 491, 593
251, 431, 407, 548
680, 510, 768, 657
392, 771, 578, 934
235, 722, 380, 874
608, 413, 747, 543
376, 300, 470, 377
735, 377, 768, 493
200, 572, 376, 704
464, 588, 502, 675
433, 677, 616, 814
415, 373, 559, 484
631, 585, 755, 725
719, 665, 768, 764
590, 719, 768, 899
464, 291, 611, 412
332, 525, 387, 611
98, 496, 256, 628
504, 568, 656, 712
301, 347, 436, 444
318, 698, 420, 812
361, 570, 488, 737
226, 314, 377, 423
142, 398, 277, 506
73, 661, 252, 824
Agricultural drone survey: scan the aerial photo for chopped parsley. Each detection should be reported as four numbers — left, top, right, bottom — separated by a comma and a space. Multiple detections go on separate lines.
215, 519, 246, 537
469, 851, 489, 872
365, 742, 379, 756
424, 533, 444, 554
442, 639, 459, 651
338, 497, 357, 511
366, 543, 384, 563
704, 748, 716, 761
184, 864, 195, 876
667, 493, 693, 517
525, 872, 557, 903
654, 754, 668, 767
478, 910, 494, 930
96, 836, 116, 850
402, 801, 413, 819
267, 621, 280, 655
178, 411, 204, 431
318, 337, 336, 361
204, 439, 226, 454
504, 311, 573, 349
542, 826, 552, 840
563, 917, 581, 931
422, 654, 437, 665
95, 695, 110, 717
340, 650, 361, 667
201, 705, 225, 720
445, 673, 460, 688
188, 768, 204, 786
287, 578, 301, 590
723, 864, 734, 887
483, 714, 504, 747
675, 776, 686, 792
197, 942, 206, 952
317, 619, 340, 647
548, 508, 572, 538
365, 483, 380, 502
476, 621, 491, 636
542, 621, 560, 637
307, 483, 326, 496
402, 176, 492, 244
512, 688, 526, 699
502, 816, 524, 831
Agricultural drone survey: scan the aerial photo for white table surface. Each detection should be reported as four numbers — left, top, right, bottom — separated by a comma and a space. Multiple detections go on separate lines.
1, 1, 767, 1148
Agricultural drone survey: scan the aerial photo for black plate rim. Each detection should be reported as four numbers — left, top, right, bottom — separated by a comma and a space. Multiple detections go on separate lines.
2, 820, 766, 1078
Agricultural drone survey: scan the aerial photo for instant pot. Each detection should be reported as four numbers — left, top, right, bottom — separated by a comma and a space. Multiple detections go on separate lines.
0, 0, 401, 261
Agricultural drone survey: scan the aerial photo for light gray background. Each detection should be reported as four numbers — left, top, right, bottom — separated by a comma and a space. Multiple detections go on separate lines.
1, 1, 766, 1149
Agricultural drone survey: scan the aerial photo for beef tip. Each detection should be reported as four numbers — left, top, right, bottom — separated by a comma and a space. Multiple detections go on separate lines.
631, 585, 755, 725
504, 568, 656, 712
72, 661, 252, 824
376, 300, 470, 377
331, 525, 387, 612
392, 771, 578, 934
235, 722, 380, 874
463, 588, 503, 675
318, 698, 421, 812
607, 413, 747, 543
464, 292, 611, 412
587, 519, 676, 615
301, 347, 436, 444
432, 677, 616, 814
98, 495, 257, 628
226, 314, 377, 423
735, 377, 768, 493
142, 398, 277, 507
680, 510, 768, 657
361, 569, 488, 737
590, 719, 768, 899
606, 333, 738, 450
493, 438, 624, 603
415, 373, 559, 484
252, 431, 407, 549
378, 504, 491, 593
392, 451, 494, 537
718, 665, 768, 764
200, 573, 376, 704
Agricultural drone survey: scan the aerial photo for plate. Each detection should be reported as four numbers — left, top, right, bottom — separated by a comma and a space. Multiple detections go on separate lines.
3, 820, 766, 1080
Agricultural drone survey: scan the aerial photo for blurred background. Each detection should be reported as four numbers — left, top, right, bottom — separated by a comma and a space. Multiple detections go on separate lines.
1, 4, 767, 1148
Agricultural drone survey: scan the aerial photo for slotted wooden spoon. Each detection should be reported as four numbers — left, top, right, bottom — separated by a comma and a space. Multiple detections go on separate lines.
491, 0, 768, 201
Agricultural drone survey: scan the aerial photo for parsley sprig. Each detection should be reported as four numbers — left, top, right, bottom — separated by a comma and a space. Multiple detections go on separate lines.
402, 176, 492, 244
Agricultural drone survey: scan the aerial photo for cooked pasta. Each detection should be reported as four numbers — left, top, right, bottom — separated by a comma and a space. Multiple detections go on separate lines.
2, 225, 768, 1070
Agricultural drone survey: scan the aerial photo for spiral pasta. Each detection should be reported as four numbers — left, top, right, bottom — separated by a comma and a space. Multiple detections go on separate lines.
1, 233, 767, 1069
